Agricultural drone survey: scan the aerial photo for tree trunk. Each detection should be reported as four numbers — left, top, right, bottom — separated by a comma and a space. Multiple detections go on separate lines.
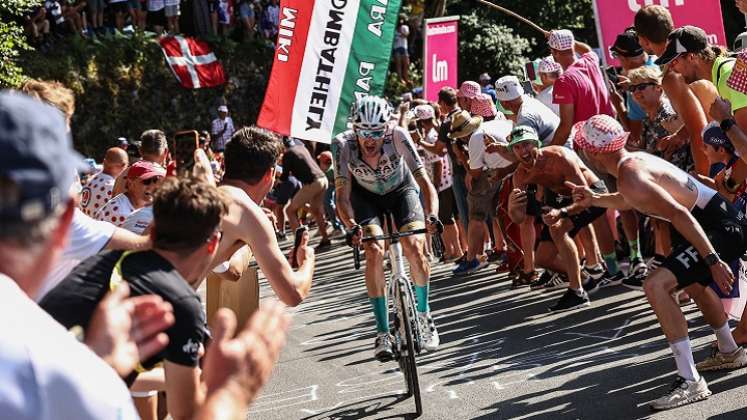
425, 0, 446, 18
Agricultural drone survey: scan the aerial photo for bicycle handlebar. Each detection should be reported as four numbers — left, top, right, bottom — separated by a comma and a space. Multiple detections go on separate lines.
352, 228, 444, 270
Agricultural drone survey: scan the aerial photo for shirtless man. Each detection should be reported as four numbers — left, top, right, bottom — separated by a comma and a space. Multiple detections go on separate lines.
634, 5, 709, 175
506, 126, 612, 312
213, 126, 315, 307
568, 115, 747, 410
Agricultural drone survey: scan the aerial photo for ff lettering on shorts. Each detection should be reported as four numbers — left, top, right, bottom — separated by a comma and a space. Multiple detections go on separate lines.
673, 246, 700, 269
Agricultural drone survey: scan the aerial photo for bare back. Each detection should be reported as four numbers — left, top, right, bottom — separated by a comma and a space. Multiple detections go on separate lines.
617, 152, 715, 219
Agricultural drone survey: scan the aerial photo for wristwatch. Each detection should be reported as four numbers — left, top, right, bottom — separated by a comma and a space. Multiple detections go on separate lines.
721, 118, 737, 133
559, 208, 570, 219
704, 252, 720, 266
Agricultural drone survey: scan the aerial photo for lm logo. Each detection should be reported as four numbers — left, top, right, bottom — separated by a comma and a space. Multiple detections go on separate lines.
431, 54, 448, 83
628, 0, 685, 12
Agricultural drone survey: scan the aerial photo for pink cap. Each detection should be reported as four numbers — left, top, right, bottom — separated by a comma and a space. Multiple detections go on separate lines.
458, 81, 481, 99
573, 115, 629, 153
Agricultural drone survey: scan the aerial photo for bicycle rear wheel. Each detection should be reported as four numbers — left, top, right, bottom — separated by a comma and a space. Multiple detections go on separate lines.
396, 279, 422, 416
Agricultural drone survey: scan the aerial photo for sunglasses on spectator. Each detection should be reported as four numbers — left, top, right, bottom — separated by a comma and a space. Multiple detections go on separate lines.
140, 176, 163, 186
358, 129, 385, 139
629, 82, 657, 92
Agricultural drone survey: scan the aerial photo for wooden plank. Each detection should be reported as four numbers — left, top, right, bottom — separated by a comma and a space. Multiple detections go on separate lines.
206, 246, 259, 328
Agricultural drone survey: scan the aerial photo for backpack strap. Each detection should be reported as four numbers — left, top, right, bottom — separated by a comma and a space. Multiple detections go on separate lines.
716, 58, 737, 86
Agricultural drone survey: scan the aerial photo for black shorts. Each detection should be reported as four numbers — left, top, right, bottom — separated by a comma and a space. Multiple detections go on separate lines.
268, 176, 301, 205
438, 187, 456, 225
661, 193, 747, 289
351, 178, 425, 233
538, 181, 608, 242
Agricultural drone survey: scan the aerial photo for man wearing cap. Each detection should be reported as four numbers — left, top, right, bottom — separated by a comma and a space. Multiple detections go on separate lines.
608, 29, 655, 145
96, 160, 166, 227
507, 125, 612, 310
545, 29, 615, 148
211, 104, 235, 154
495, 75, 561, 147
634, 6, 710, 175
658, 26, 747, 143
81, 147, 129, 217
533, 57, 562, 116
479, 73, 498, 103
568, 114, 747, 410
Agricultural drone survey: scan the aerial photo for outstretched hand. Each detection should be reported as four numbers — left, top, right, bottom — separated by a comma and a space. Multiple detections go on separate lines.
564, 181, 593, 208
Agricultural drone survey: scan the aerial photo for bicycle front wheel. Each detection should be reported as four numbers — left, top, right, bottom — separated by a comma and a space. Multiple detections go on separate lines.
396, 279, 422, 416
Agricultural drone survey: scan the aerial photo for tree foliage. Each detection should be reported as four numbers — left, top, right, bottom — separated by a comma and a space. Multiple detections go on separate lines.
0, 0, 41, 88
457, 12, 531, 83
19, 34, 274, 158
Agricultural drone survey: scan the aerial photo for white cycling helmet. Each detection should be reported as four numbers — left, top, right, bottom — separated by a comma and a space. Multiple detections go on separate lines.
351, 96, 391, 132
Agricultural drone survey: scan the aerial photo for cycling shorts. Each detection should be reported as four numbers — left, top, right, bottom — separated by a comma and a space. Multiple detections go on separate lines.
351, 177, 424, 235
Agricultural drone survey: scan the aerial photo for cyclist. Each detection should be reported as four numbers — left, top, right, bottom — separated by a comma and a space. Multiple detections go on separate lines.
332, 96, 442, 361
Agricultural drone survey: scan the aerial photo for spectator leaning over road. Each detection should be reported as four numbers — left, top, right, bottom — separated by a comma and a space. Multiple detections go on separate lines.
533, 56, 562, 116
282, 137, 332, 251
96, 160, 165, 227
80, 147, 129, 217
656, 26, 747, 144
317, 150, 344, 235
41, 177, 227, 420
634, 6, 710, 175
211, 126, 316, 304
495, 75, 561, 147
411, 103, 464, 262
211, 104, 235, 154
479, 73, 498, 103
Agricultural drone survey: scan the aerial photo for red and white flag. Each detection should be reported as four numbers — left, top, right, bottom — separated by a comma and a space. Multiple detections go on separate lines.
160, 35, 226, 89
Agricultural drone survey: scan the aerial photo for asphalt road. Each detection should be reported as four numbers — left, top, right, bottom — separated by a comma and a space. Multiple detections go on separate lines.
247, 235, 747, 420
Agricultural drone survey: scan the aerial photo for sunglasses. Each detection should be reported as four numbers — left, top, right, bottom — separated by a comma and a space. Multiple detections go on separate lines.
141, 176, 163, 186
357, 129, 385, 139
629, 82, 657, 92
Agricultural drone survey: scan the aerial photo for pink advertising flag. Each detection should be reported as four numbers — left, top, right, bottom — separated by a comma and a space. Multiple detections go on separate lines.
424, 17, 459, 103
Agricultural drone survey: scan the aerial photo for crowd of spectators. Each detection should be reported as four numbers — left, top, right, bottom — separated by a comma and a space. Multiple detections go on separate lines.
18, 0, 284, 49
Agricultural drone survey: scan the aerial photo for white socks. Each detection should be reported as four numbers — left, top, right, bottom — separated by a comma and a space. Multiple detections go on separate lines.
714, 322, 739, 354
669, 337, 700, 382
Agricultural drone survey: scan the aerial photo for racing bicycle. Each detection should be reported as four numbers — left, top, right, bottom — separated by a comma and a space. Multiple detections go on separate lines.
352, 213, 442, 417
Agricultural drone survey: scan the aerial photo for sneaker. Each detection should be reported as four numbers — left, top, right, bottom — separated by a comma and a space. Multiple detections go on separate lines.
622, 271, 645, 291
374, 333, 394, 362
696, 347, 747, 372
530, 270, 554, 290
549, 289, 590, 312
581, 264, 605, 281
583, 275, 602, 295
452, 258, 481, 276
417, 312, 439, 352
542, 271, 570, 291
597, 271, 625, 288
487, 250, 507, 264
650, 375, 711, 410
453, 253, 468, 266
629, 257, 648, 278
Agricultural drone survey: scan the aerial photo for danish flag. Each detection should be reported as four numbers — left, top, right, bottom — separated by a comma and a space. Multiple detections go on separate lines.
159, 35, 226, 89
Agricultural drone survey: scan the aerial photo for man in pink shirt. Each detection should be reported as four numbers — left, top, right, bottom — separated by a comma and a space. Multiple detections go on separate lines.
546, 29, 624, 288
547, 29, 616, 147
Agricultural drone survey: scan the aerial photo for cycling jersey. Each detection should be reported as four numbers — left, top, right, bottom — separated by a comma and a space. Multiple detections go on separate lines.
332, 126, 426, 195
